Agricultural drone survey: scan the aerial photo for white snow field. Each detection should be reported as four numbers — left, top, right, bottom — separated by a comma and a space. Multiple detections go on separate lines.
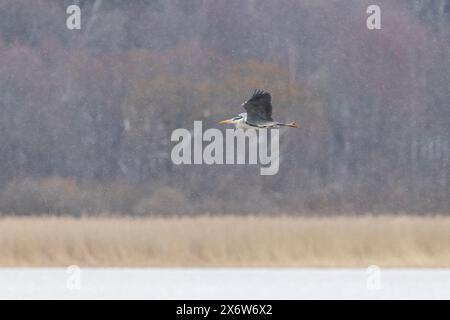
0, 268, 449, 300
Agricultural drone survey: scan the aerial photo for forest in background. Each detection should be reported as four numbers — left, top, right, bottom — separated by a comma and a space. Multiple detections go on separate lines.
0, 0, 449, 215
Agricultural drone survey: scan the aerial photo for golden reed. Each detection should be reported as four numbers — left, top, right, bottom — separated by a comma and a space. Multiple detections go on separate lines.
0, 215, 449, 267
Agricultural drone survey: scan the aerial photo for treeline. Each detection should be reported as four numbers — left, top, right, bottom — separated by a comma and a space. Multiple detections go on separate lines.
0, 0, 449, 215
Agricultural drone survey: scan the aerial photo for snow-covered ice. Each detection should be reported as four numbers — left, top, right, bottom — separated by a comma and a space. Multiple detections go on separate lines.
0, 268, 449, 300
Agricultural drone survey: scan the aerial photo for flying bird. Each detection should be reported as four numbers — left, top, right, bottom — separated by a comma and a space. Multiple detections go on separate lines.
218, 90, 299, 129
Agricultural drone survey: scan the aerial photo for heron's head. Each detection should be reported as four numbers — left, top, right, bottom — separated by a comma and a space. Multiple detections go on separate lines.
218, 113, 245, 125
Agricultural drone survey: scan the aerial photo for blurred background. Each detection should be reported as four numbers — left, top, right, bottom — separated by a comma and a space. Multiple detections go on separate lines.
0, 0, 449, 216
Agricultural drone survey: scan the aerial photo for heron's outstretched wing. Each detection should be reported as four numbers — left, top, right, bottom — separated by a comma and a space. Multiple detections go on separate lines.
242, 90, 273, 123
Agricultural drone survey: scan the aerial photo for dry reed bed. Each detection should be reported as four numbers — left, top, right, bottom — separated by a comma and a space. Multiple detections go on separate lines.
0, 215, 449, 267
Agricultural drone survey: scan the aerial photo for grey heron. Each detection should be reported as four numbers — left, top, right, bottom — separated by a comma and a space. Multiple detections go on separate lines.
218, 90, 299, 129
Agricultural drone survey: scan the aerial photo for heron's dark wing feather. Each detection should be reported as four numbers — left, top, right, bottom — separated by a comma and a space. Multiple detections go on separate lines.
242, 90, 273, 123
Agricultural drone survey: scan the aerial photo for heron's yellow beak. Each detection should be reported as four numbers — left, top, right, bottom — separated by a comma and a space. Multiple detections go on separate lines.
218, 119, 234, 125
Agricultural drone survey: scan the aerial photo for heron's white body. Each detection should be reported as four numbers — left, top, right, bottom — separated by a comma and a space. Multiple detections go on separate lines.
232, 113, 278, 129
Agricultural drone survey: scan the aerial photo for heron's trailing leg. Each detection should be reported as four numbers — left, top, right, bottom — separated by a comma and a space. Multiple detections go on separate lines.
277, 122, 299, 128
